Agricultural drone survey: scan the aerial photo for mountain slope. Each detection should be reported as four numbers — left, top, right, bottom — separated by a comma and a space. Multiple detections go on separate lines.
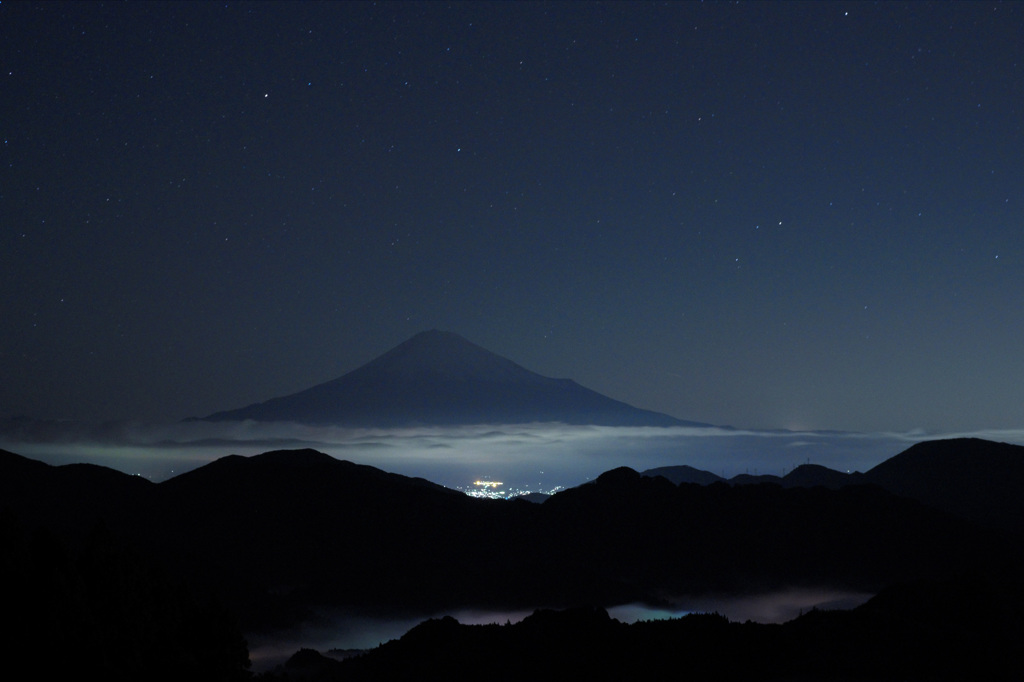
3, 442, 1021, 631
199, 330, 693, 427
862, 438, 1024, 535
6, 443, 1019, 680
641, 438, 1024, 536
0, 447, 154, 536
641, 464, 726, 485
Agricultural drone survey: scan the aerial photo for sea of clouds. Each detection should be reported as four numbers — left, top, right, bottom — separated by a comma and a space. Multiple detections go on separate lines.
6, 418, 1024, 492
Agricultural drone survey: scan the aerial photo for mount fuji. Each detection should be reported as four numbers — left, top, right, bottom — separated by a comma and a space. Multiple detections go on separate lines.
199, 330, 698, 427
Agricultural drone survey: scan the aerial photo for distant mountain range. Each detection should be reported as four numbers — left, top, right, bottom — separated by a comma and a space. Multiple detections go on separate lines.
197, 330, 699, 427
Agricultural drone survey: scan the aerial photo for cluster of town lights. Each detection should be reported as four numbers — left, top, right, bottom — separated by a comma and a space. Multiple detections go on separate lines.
460, 479, 564, 500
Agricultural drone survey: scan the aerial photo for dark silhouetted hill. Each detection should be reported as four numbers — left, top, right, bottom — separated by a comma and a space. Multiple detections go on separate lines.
641, 438, 1024, 536
3, 440, 1023, 637
785, 462, 864, 488
198, 330, 694, 427
862, 437, 1024, 535
143, 448, 505, 623
1, 502, 249, 681
0, 447, 154, 537
539, 464, 1007, 597
642, 463, 725, 485
317, 574, 1022, 681
7, 440, 1024, 680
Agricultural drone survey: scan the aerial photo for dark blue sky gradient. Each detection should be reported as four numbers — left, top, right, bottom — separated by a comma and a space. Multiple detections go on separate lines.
2, 1, 1022, 432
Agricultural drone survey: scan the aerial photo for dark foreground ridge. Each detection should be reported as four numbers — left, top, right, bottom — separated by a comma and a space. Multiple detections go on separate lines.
643, 437, 1024, 535
274, 576, 1021, 681
197, 330, 695, 427
3, 438, 1024, 680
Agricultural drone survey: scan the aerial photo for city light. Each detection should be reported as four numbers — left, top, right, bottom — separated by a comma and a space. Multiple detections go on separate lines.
460, 479, 564, 500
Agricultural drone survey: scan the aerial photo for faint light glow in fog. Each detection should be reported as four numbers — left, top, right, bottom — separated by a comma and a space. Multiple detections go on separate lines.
6, 420, 1024, 491
246, 590, 872, 671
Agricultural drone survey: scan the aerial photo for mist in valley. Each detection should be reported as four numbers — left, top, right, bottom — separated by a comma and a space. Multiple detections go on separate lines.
8, 418, 1010, 492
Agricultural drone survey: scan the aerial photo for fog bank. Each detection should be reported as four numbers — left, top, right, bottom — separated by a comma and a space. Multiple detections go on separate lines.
7, 418, 1023, 491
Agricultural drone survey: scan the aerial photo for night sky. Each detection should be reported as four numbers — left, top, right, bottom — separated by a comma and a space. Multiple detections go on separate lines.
3, 1, 1023, 433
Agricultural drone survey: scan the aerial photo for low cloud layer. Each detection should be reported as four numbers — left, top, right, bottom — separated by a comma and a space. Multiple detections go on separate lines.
246, 589, 872, 671
6, 418, 1024, 492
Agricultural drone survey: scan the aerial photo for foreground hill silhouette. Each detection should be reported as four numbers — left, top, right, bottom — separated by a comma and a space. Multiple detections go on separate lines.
297, 575, 1022, 681
0, 451, 250, 681
5, 440, 1024, 679
198, 330, 694, 426
4, 440, 1023, 631
643, 438, 1024, 536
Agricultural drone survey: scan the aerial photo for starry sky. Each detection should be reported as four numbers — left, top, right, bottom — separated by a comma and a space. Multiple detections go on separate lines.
3, 1, 1023, 433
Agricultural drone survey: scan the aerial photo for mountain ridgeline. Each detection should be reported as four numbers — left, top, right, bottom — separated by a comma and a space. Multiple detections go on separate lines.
2, 436, 1024, 675
198, 330, 696, 427
643, 437, 1024, 535
3, 439, 1023, 627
